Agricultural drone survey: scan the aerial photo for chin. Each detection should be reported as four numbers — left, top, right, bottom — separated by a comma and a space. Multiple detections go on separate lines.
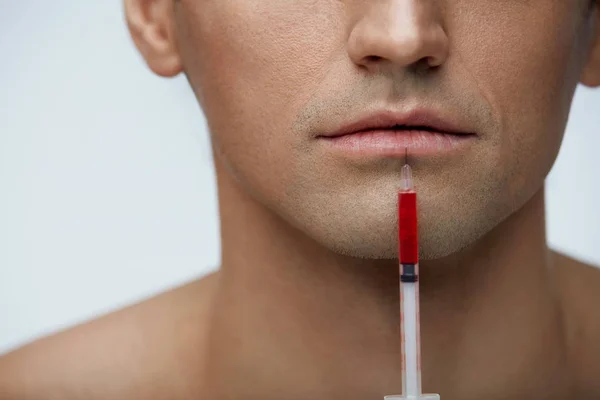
319, 229, 401, 260
316, 214, 489, 262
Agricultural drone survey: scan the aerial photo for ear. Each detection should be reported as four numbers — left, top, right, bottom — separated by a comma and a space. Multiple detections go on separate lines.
124, 0, 183, 77
581, 4, 600, 87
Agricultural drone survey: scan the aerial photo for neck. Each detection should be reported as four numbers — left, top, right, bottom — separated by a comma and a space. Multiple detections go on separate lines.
205, 162, 571, 400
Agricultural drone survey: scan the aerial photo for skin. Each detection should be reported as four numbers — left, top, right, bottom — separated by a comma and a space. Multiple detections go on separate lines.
2, 0, 600, 399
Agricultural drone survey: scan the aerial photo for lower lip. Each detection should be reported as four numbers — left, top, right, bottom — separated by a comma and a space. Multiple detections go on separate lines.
318, 129, 476, 157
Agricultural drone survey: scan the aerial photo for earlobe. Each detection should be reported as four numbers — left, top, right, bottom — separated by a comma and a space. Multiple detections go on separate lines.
581, 5, 600, 87
124, 0, 183, 77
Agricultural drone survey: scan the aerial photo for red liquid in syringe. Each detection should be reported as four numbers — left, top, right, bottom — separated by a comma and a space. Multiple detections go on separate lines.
398, 164, 418, 265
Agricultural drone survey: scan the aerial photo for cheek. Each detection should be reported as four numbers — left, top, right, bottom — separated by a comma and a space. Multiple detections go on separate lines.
449, 1, 587, 194
179, 1, 345, 200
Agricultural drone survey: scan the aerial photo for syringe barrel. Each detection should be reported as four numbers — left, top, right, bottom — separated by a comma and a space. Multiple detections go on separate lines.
398, 191, 418, 264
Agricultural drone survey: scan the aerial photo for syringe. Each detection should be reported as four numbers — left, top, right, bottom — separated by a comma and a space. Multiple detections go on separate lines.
385, 151, 440, 400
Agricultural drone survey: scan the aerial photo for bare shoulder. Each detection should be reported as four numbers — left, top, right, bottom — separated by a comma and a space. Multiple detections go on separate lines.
0, 271, 219, 400
555, 251, 600, 316
553, 252, 600, 395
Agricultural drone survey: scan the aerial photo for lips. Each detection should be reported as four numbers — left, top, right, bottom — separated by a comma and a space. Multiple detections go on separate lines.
317, 109, 476, 158
320, 109, 474, 138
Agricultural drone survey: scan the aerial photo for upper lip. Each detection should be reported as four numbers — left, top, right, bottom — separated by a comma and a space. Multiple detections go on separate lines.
320, 109, 474, 138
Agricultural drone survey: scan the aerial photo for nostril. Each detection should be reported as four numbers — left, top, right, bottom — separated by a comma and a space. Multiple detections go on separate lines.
365, 55, 383, 63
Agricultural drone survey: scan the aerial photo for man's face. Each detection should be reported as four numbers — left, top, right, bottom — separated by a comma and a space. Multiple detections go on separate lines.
129, 0, 600, 260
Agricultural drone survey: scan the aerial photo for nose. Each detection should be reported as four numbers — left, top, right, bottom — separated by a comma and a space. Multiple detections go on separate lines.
347, 0, 449, 73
